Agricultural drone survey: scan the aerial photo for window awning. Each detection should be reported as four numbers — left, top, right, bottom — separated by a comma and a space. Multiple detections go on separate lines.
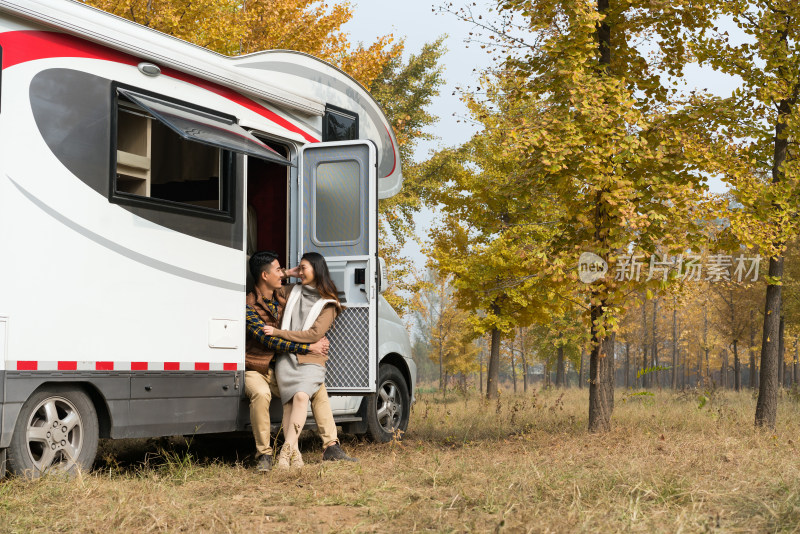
117, 88, 291, 166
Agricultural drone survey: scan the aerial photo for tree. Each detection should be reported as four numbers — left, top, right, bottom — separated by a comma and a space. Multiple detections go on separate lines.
412, 270, 479, 393
711, 280, 762, 391
689, 1, 800, 428
371, 39, 447, 314
441, 0, 718, 429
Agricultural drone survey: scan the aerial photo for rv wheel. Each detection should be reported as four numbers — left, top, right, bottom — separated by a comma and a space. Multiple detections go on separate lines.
7, 386, 99, 478
365, 365, 410, 443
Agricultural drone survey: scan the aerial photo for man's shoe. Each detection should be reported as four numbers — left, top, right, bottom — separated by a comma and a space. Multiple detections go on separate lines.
256, 454, 273, 472
322, 443, 358, 462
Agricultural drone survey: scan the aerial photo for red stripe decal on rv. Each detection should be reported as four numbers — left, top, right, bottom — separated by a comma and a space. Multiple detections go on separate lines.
58, 361, 78, 371
384, 126, 397, 178
223, 362, 237, 371
164, 362, 180, 371
96, 361, 114, 371
195, 362, 210, 371
131, 362, 148, 371
0, 30, 319, 143
17, 361, 38, 371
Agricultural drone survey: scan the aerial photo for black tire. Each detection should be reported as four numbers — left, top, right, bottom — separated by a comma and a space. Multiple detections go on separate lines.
7, 386, 99, 479
365, 365, 410, 443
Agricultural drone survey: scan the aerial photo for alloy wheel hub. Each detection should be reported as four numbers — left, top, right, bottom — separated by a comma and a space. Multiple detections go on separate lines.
46, 421, 68, 450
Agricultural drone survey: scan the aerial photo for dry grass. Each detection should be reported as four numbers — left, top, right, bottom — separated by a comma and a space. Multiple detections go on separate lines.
2, 387, 800, 533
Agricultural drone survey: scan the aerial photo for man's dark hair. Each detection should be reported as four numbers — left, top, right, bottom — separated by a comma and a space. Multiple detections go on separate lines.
249, 250, 279, 282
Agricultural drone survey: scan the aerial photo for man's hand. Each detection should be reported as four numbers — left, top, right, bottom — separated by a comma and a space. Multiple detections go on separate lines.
262, 325, 274, 336
309, 336, 330, 355
283, 265, 301, 278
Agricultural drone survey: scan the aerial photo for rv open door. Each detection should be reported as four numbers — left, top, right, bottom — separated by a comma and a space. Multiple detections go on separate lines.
298, 141, 377, 394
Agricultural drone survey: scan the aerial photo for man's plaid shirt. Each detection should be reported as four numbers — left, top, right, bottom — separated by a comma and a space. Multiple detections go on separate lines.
245, 297, 310, 354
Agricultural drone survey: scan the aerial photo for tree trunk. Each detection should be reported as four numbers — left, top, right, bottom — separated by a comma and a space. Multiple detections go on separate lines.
579, 349, 585, 390
438, 336, 444, 393
642, 301, 649, 388
794, 339, 799, 387
479, 343, 484, 395
520, 328, 529, 393
694, 349, 699, 387
749, 312, 757, 389
671, 304, 678, 389
486, 327, 501, 399
756, 255, 783, 427
624, 343, 630, 389
755, 90, 792, 427
721, 350, 728, 389
545, 361, 551, 388
588, 320, 615, 432
588, 0, 614, 432
778, 316, 785, 388
511, 345, 517, 394
733, 339, 741, 392
703, 303, 710, 386
652, 298, 660, 389
556, 346, 565, 388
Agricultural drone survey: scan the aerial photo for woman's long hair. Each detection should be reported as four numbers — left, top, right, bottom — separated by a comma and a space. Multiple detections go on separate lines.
302, 252, 341, 309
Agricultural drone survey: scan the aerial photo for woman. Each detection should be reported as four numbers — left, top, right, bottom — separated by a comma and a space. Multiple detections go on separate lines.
266, 252, 342, 468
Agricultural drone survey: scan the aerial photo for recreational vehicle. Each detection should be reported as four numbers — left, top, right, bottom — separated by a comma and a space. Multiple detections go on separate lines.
0, 0, 415, 477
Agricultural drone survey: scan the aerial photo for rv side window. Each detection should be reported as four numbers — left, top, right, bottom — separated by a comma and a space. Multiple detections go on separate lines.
323, 105, 358, 141
114, 94, 231, 215
314, 160, 362, 244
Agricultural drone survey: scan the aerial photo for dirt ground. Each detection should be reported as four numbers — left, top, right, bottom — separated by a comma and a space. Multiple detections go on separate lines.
2, 388, 800, 533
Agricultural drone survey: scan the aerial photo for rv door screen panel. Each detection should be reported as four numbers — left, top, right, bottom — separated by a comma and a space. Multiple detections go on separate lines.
300, 142, 377, 393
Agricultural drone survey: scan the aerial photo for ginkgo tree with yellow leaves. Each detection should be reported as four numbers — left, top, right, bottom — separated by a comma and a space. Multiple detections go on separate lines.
685, 0, 800, 429
436, 0, 722, 431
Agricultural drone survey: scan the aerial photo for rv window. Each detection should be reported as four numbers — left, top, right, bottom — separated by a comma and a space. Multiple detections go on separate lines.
118, 88, 290, 164
314, 159, 362, 244
115, 100, 229, 213
323, 105, 359, 142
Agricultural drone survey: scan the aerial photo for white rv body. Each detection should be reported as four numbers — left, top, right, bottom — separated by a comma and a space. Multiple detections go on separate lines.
0, 0, 415, 475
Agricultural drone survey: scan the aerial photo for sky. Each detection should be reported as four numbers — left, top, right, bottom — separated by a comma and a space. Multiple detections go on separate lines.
344, 1, 489, 270
344, 0, 488, 159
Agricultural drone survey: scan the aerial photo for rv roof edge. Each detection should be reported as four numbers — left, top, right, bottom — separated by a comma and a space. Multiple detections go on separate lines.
0, 0, 325, 116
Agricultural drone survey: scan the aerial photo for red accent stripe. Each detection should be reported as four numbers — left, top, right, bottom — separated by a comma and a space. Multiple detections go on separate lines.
131, 362, 148, 371
17, 361, 38, 371
223, 362, 237, 371
164, 362, 180, 371
58, 361, 77, 371
384, 126, 397, 177
0, 30, 319, 143
95, 361, 114, 371
195, 362, 210, 371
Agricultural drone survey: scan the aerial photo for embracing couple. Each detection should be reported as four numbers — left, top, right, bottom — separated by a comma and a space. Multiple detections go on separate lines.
244, 250, 357, 471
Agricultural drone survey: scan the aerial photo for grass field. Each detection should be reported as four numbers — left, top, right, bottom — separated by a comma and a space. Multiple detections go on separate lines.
2, 387, 800, 533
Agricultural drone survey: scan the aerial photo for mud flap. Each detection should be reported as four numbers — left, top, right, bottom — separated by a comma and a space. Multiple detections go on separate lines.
0, 448, 6, 479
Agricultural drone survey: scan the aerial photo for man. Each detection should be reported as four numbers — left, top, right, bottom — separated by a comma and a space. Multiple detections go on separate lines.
245, 250, 357, 471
